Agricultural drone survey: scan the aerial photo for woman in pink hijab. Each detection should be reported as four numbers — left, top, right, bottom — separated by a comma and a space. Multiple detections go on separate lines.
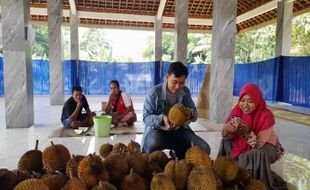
217, 83, 287, 190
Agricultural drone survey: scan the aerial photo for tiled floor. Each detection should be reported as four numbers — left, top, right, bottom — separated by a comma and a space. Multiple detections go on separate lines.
0, 96, 309, 190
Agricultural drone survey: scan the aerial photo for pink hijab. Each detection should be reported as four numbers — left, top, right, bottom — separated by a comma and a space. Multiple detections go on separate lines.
226, 83, 275, 159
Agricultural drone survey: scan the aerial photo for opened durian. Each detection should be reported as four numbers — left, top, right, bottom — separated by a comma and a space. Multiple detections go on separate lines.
119, 168, 148, 190
42, 141, 70, 173
99, 143, 113, 158
13, 178, 49, 190
18, 140, 43, 173
78, 154, 109, 188
168, 104, 191, 126
151, 172, 176, 190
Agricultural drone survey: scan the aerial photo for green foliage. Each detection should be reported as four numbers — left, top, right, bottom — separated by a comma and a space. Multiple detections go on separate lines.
32, 24, 49, 59
291, 12, 310, 55
142, 32, 211, 64
80, 28, 112, 61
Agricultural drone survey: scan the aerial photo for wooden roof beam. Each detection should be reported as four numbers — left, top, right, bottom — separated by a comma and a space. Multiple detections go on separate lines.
157, 0, 167, 20
69, 0, 77, 15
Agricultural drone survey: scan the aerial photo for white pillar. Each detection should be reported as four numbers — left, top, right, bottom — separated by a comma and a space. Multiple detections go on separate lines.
48, 0, 64, 105
70, 11, 79, 60
209, 0, 237, 123
275, 0, 293, 56
174, 0, 188, 64
1, 0, 34, 128
154, 18, 162, 63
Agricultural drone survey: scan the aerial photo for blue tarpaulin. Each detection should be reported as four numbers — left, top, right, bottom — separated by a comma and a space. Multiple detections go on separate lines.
0, 56, 309, 108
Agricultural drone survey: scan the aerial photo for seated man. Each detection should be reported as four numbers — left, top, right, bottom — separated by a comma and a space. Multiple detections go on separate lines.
104, 80, 137, 127
61, 86, 94, 129
142, 61, 211, 158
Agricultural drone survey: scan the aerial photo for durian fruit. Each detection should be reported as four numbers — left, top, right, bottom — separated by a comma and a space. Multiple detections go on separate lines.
144, 161, 163, 183
42, 141, 71, 173
127, 140, 141, 153
41, 174, 68, 190
125, 151, 146, 175
99, 143, 113, 158
164, 158, 191, 190
78, 154, 109, 188
112, 142, 127, 152
13, 178, 49, 190
65, 155, 84, 177
148, 150, 169, 168
187, 166, 217, 190
102, 152, 129, 185
12, 169, 31, 183
0, 168, 17, 190
213, 156, 238, 182
119, 168, 148, 190
168, 104, 191, 126
18, 140, 43, 173
243, 179, 267, 190
61, 177, 87, 190
185, 143, 212, 170
151, 172, 176, 190
92, 181, 117, 190
232, 167, 252, 188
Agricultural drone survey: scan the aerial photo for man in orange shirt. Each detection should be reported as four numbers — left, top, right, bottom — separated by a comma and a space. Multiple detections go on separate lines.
104, 80, 137, 127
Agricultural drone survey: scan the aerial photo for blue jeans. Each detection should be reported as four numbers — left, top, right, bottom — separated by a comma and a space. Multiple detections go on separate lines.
142, 128, 211, 158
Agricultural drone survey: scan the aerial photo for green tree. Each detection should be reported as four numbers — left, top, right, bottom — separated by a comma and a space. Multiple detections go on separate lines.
32, 24, 49, 59
291, 12, 310, 55
80, 28, 112, 61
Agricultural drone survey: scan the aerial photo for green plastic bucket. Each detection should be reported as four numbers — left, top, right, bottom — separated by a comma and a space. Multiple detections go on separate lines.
93, 115, 112, 137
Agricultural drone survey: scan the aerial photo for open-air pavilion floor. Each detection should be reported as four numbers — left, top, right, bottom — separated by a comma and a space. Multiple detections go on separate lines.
0, 96, 309, 190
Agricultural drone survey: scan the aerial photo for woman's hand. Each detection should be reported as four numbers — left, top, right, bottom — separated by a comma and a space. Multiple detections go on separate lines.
222, 122, 237, 135
237, 120, 250, 136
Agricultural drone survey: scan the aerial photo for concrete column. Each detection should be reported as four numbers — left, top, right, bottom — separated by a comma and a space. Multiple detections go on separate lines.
70, 11, 79, 60
48, 0, 64, 105
174, 0, 188, 64
209, 0, 237, 123
275, 0, 293, 56
1, 0, 34, 128
154, 18, 162, 63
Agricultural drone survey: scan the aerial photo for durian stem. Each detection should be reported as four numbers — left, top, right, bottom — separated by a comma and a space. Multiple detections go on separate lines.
35, 140, 39, 150
130, 168, 134, 180
51, 141, 54, 146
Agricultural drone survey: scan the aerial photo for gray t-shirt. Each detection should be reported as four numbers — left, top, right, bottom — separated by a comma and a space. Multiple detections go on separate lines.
166, 90, 178, 106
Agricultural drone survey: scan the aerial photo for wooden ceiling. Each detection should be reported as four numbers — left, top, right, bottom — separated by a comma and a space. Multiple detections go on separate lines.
29, 0, 310, 33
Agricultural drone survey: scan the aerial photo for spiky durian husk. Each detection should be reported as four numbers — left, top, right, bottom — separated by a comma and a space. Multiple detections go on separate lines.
18, 140, 43, 173
13, 178, 49, 190
65, 155, 84, 177
0, 168, 17, 190
151, 172, 176, 190
42, 142, 70, 173
41, 174, 68, 190
148, 150, 169, 168
187, 166, 217, 190
168, 104, 191, 126
112, 142, 127, 152
125, 151, 146, 176
119, 169, 148, 190
61, 177, 87, 190
243, 179, 267, 190
213, 156, 238, 182
127, 140, 141, 153
185, 145, 212, 170
92, 181, 117, 190
102, 152, 128, 185
99, 143, 113, 158
164, 159, 191, 190
78, 154, 109, 188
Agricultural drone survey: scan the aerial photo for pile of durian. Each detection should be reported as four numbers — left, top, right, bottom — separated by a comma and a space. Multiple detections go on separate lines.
0, 140, 267, 190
